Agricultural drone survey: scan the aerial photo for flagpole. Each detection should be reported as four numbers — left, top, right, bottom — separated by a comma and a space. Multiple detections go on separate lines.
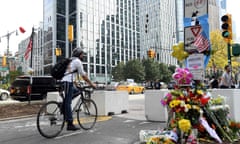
30, 27, 34, 68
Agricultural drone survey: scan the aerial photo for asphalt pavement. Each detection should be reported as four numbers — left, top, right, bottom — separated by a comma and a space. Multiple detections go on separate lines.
0, 94, 167, 144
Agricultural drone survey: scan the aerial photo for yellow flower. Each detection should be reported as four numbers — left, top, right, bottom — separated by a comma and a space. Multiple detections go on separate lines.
192, 105, 200, 111
147, 136, 160, 144
178, 119, 191, 133
186, 104, 191, 109
169, 101, 175, 108
169, 100, 180, 108
196, 90, 203, 95
180, 94, 184, 98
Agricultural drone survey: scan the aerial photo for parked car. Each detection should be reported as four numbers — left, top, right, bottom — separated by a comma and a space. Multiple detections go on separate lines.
0, 88, 10, 100
105, 82, 119, 91
160, 82, 168, 89
116, 82, 145, 94
168, 81, 176, 89
9, 75, 58, 101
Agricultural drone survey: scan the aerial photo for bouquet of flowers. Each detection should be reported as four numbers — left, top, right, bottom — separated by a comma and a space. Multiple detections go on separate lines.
159, 67, 240, 143
205, 95, 239, 142
229, 121, 240, 136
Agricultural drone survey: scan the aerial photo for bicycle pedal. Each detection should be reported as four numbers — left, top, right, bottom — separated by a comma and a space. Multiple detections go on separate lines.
49, 117, 57, 121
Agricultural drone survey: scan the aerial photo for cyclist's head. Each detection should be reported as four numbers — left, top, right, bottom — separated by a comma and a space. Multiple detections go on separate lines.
72, 47, 85, 60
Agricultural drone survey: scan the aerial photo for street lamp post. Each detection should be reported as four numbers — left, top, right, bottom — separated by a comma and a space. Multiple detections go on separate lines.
0, 29, 18, 83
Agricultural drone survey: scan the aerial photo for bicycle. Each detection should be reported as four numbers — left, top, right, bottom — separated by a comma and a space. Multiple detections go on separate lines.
36, 83, 98, 138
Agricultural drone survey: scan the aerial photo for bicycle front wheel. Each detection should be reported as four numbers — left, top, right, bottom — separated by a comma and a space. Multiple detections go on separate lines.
36, 101, 64, 138
77, 99, 97, 130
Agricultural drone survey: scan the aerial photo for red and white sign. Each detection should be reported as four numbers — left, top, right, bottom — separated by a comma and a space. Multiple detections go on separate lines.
184, 25, 203, 52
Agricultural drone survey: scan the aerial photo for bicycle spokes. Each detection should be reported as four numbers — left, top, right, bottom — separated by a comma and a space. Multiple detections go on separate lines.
77, 99, 97, 130
37, 101, 64, 138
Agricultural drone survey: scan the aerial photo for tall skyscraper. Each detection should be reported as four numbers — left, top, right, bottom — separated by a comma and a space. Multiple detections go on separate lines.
139, 0, 177, 65
43, 0, 140, 83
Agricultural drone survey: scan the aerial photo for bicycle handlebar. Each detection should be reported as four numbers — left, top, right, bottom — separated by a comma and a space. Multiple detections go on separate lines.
75, 85, 94, 93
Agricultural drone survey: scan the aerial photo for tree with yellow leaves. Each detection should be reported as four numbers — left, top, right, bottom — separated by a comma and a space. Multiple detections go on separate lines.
208, 30, 239, 77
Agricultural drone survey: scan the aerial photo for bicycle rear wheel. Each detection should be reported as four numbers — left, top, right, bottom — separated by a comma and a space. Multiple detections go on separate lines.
36, 101, 64, 138
77, 99, 97, 130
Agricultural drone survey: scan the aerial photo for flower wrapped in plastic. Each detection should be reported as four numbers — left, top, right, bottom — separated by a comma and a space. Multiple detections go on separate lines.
172, 68, 193, 86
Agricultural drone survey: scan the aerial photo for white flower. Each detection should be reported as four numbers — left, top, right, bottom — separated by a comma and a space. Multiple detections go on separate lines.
180, 101, 185, 107
184, 106, 189, 112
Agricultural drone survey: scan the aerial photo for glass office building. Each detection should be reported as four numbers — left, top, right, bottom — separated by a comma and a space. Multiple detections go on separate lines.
139, 0, 177, 65
43, 0, 140, 83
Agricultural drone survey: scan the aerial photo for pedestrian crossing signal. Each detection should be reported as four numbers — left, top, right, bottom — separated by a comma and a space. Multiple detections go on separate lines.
2, 56, 6, 67
147, 49, 155, 58
55, 48, 62, 56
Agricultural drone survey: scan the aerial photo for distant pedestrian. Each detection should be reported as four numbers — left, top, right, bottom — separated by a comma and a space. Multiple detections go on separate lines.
154, 80, 161, 89
219, 65, 231, 89
209, 76, 219, 89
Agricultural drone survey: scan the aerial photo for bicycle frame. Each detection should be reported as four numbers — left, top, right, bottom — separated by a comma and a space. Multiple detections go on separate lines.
58, 85, 91, 115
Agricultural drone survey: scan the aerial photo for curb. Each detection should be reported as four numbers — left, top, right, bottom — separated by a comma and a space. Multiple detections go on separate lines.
0, 114, 36, 122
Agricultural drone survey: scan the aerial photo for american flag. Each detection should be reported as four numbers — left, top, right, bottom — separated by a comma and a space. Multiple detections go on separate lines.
24, 37, 33, 60
193, 31, 210, 53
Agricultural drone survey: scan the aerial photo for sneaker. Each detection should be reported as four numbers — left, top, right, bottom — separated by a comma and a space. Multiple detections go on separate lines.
67, 124, 80, 131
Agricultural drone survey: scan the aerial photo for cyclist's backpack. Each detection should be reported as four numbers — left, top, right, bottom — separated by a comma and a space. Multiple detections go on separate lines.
51, 58, 72, 80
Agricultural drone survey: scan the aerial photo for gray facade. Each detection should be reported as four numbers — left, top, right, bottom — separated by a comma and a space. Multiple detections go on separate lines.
139, 0, 177, 65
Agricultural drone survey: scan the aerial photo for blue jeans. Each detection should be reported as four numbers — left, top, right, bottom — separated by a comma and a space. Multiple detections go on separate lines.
63, 82, 74, 123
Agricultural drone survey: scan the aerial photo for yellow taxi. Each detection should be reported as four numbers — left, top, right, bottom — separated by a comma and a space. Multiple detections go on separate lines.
116, 82, 145, 94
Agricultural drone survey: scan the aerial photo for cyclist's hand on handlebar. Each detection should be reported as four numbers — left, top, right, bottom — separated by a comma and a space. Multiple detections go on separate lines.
91, 83, 97, 89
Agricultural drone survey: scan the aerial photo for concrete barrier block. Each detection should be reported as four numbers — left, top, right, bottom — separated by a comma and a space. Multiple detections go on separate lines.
47, 91, 61, 102
145, 89, 169, 122
92, 90, 129, 116
209, 89, 240, 121
46, 91, 61, 112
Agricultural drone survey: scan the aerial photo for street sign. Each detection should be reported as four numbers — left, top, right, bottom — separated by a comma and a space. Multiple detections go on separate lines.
187, 53, 205, 80
0, 67, 8, 71
184, 25, 202, 52
190, 69, 205, 80
186, 53, 204, 70
184, 0, 208, 18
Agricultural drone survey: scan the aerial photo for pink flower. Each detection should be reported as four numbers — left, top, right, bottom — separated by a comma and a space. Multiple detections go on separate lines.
161, 92, 173, 106
160, 99, 167, 106
172, 68, 193, 85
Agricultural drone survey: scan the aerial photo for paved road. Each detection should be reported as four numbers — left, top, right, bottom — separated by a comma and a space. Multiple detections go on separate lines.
0, 97, 20, 104
0, 94, 166, 144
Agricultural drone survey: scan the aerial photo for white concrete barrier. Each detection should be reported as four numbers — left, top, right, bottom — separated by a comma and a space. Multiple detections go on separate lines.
46, 91, 61, 112
145, 89, 169, 122
91, 90, 129, 116
144, 88, 240, 122
47, 91, 81, 110
209, 89, 240, 122
47, 91, 61, 102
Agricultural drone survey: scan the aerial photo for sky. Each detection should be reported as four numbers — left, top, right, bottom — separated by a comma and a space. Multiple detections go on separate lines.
0, 0, 239, 56
0, 0, 43, 56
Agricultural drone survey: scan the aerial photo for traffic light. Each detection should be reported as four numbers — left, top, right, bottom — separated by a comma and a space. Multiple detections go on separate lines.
2, 56, 6, 67
55, 48, 62, 56
221, 14, 232, 42
68, 25, 74, 42
147, 49, 155, 58
145, 14, 148, 33
147, 50, 151, 58
232, 43, 240, 56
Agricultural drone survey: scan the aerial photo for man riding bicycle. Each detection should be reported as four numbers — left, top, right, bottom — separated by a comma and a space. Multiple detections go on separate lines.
62, 47, 96, 131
